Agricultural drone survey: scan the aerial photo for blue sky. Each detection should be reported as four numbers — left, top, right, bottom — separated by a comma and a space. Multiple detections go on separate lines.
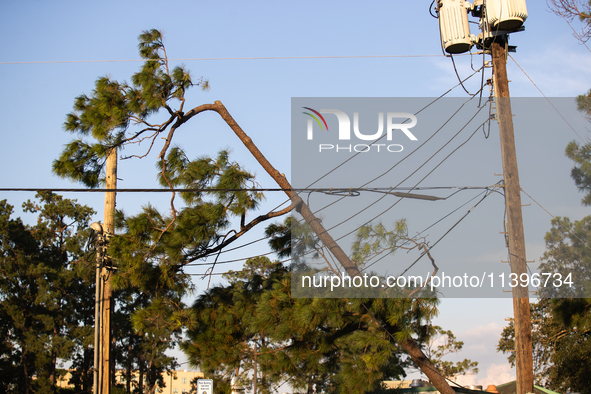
2, 0, 591, 388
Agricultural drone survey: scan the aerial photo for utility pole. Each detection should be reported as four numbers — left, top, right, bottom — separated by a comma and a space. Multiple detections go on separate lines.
100, 148, 117, 394
491, 37, 534, 394
90, 222, 104, 394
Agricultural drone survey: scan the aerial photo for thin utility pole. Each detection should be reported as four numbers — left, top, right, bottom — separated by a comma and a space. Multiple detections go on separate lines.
93, 227, 103, 394
101, 148, 117, 394
491, 37, 534, 394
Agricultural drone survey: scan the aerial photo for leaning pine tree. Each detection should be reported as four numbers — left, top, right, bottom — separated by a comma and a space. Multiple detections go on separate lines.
52, 28, 457, 394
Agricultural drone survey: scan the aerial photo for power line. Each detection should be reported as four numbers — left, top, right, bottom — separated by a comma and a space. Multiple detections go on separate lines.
0, 54, 466, 65
0, 186, 494, 193
330, 115, 490, 243
508, 53, 586, 143
520, 187, 591, 253
397, 186, 497, 278
364, 184, 501, 271
301, 66, 486, 192
313, 94, 490, 238
297, 74, 489, 235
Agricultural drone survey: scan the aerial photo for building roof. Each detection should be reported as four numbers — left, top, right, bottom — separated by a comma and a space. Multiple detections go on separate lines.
497, 381, 560, 394
380, 381, 495, 394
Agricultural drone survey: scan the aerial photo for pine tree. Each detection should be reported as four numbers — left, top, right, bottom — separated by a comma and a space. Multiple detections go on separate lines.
0, 192, 95, 394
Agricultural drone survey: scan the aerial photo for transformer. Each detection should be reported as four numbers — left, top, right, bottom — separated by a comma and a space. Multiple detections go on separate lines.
485, 0, 527, 32
437, 0, 476, 54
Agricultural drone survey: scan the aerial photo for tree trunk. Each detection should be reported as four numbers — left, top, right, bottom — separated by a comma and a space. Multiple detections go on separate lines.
126, 341, 132, 394
398, 338, 455, 394
207, 100, 456, 394
139, 359, 144, 394
253, 341, 257, 394
49, 327, 58, 394
22, 356, 30, 394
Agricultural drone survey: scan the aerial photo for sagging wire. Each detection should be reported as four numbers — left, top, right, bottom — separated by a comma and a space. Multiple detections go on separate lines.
396, 183, 500, 278
363, 184, 500, 272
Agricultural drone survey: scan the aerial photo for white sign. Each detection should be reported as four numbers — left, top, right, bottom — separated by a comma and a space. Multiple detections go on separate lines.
197, 379, 213, 394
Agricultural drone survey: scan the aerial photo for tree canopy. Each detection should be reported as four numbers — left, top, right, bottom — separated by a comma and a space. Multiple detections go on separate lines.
0, 192, 95, 394
182, 257, 440, 394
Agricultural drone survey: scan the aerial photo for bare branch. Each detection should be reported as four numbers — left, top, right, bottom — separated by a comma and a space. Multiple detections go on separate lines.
548, 0, 591, 42
185, 204, 293, 264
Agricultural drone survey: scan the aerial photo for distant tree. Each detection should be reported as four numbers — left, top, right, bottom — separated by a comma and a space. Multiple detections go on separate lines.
498, 215, 591, 393
498, 298, 591, 392
0, 192, 95, 394
552, 1, 591, 205
53, 29, 209, 188
565, 140, 591, 206
181, 257, 287, 394
253, 278, 432, 394
182, 262, 420, 394
420, 326, 478, 382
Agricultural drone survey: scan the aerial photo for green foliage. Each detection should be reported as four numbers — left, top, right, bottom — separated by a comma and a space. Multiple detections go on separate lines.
498, 215, 591, 392
423, 326, 478, 381
265, 216, 292, 258
53, 29, 209, 188
566, 89, 591, 206
157, 148, 263, 216
497, 298, 591, 392
182, 257, 286, 394
101, 147, 262, 392
539, 216, 591, 298
223, 256, 280, 283
183, 248, 440, 394
351, 221, 408, 269
565, 141, 591, 206
0, 193, 96, 394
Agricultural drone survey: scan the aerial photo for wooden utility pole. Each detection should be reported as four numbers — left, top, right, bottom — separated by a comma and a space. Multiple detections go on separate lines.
93, 225, 103, 394
491, 37, 534, 394
100, 148, 117, 394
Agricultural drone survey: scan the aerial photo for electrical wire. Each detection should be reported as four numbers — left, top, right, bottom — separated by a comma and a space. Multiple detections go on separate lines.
520, 187, 591, 253
301, 66, 486, 192
279, 87, 493, 280
319, 96, 490, 237
297, 78, 489, 235
507, 54, 586, 143
364, 184, 501, 271
396, 186, 496, 278
0, 54, 465, 65
1, 66, 495, 280
429, 0, 438, 18
329, 114, 490, 243
192, 78, 492, 268
184, 185, 495, 268
450, 54, 474, 95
